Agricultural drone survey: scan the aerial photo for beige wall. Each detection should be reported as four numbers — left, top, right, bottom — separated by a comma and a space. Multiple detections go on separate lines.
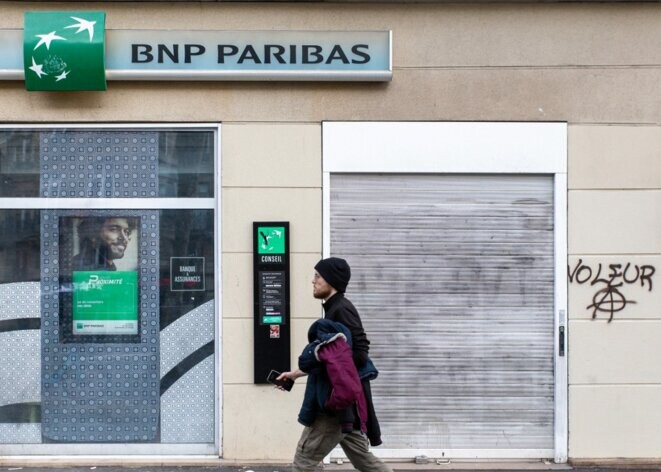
0, 3, 660, 123
221, 124, 322, 460
220, 125, 661, 461
1, 0, 661, 462
568, 125, 661, 459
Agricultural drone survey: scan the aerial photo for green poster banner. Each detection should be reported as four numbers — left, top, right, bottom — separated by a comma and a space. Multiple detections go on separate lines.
73, 271, 138, 335
23, 11, 106, 91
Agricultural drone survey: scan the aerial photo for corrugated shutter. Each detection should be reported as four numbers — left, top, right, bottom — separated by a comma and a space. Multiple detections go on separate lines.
329, 174, 555, 452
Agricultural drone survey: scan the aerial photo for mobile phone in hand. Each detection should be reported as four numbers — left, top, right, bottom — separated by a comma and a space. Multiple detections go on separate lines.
267, 369, 294, 391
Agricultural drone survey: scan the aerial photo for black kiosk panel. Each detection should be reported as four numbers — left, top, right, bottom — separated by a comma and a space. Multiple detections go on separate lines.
253, 222, 291, 384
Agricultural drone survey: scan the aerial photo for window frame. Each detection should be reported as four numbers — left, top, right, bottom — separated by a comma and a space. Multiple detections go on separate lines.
0, 123, 222, 456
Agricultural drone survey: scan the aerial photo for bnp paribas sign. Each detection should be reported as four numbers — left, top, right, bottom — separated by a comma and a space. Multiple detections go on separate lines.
24, 11, 106, 91
7, 11, 392, 91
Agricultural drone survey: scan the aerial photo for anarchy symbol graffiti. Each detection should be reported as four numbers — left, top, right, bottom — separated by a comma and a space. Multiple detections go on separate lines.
587, 284, 636, 323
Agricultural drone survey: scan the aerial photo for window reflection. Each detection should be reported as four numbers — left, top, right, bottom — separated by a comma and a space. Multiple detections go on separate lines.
0, 210, 40, 283
0, 132, 40, 197
0, 129, 215, 198
159, 131, 214, 198
159, 209, 215, 329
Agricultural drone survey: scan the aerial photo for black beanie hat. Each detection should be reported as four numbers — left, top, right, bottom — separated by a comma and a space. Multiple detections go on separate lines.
314, 257, 351, 293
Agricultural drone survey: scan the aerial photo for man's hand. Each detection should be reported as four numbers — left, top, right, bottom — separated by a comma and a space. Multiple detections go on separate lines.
274, 369, 306, 390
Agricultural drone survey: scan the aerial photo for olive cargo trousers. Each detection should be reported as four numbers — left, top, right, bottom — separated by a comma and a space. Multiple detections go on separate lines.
292, 414, 392, 472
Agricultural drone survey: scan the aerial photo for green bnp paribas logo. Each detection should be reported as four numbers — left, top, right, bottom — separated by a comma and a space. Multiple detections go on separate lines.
23, 11, 106, 91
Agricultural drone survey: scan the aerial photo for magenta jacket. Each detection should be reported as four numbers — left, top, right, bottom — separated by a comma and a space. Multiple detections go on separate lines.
317, 335, 368, 433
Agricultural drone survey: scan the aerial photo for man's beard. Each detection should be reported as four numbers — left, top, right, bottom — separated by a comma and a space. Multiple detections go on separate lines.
106, 244, 125, 260
313, 286, 333, 300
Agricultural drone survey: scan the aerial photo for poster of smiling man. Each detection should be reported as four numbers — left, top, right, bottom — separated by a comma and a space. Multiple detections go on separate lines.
59, 216, 140, 340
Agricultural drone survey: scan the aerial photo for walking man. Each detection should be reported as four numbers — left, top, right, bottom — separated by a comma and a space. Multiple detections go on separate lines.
278, 257, 392, 472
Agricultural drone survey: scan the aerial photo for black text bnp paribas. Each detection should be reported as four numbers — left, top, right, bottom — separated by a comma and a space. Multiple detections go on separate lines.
131, 43, 372, 65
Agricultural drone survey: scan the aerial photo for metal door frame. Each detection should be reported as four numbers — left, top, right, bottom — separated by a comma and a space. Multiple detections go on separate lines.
322, 121, 568, 462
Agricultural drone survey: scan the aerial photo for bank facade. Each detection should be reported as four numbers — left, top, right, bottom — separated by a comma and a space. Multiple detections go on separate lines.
0, 1, 659, 465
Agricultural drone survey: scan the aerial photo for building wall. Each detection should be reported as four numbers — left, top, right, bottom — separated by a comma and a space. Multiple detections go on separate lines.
567, 125, 661, 458
0, 0, 660, 462
0, 3, 660, 123
221, 124, 322, 459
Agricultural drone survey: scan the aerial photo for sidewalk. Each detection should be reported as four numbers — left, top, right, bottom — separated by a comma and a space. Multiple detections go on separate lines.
2, 464, 661, 472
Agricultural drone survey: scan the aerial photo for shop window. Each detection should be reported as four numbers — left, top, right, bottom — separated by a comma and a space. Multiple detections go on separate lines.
0, 127, 217, 452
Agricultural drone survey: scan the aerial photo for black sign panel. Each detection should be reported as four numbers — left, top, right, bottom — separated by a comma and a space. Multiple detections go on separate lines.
253, 222, 290, 384
170, 256, 206, 291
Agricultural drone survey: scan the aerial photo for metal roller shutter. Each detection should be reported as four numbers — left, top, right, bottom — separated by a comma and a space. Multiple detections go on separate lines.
329, 173, 555, 454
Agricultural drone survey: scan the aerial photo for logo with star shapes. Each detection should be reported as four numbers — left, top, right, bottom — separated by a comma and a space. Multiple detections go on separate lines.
24, 11, 106, 91
29, 17, 96, 84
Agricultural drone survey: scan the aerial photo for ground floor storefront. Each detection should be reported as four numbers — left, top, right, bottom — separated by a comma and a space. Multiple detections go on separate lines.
1, 122, 567, 459
1, 0, 660, 465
